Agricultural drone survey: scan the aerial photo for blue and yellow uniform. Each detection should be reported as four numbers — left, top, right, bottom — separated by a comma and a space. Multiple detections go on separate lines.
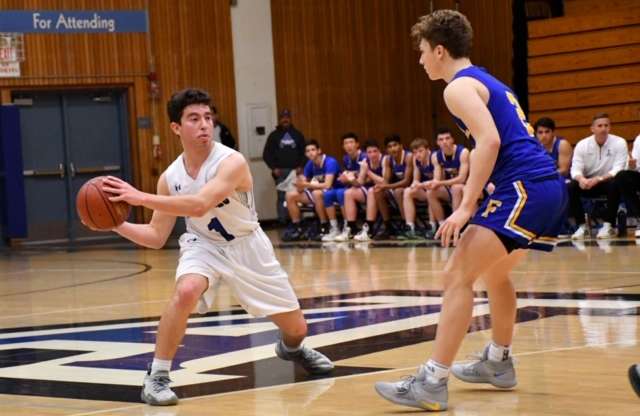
548, 136, 570, 178
451, 66, 567, 251
387, 150, 411, 182
435, 145, 463, 180
302, 154, 340, 206
324, 150, 367, 207
416, 157, 434, 182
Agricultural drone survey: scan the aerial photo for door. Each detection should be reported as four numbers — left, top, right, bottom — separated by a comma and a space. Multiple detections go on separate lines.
13, 89, 131, 243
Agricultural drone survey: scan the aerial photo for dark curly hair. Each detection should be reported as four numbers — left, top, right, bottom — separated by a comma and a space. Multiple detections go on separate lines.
167, 88, 212, 124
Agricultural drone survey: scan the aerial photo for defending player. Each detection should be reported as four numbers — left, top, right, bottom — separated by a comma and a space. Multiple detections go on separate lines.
375, 10, 566, 411
100, 89, 333, 406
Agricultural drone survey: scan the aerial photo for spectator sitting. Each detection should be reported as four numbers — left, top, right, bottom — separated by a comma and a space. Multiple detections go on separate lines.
614, 128, 640, 237
569, 113, 627, 239
372, 134, 413, 239
263, 109, 306, 225
534, 117, 572, 178
340, 139, 385, 242
282, 140, 339, 241
322, 132, 367, 241
399, 138, 436, 240
426, 127, 470, 228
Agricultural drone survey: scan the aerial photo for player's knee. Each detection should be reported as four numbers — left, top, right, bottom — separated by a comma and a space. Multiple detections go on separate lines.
451, 184, 464, 195
312, 189, 324, 199
285, 190, 298, 201
174, 279, 204, 309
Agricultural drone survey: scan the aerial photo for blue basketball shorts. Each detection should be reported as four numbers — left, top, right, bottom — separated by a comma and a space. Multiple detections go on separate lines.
323, 187, 347, 207
470, 175, 568, 252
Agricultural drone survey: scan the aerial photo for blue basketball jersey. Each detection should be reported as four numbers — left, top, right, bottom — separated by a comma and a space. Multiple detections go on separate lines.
435, 145, 464, 180
450, 66, 556, 185
388, 150, 411, 182
364, 157, 383, 187
416, 157, 434, 182
303, 155, 340, 184
343, 150, 367, 172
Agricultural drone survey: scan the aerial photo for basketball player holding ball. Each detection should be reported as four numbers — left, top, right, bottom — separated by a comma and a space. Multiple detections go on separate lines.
374, 10, 567, 411
86, 88, 333, 406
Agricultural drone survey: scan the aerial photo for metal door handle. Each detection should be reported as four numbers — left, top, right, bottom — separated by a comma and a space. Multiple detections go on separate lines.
69, 162, 76, 178
23, 164, 66, 177
72, 165, 121, 174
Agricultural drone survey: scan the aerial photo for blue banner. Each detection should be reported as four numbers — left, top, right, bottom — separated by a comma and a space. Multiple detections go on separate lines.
0, 10, 148, 33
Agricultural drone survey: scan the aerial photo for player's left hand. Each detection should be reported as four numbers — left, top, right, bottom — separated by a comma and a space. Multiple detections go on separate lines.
102, 176, 146, 206
435, 205, 473, 247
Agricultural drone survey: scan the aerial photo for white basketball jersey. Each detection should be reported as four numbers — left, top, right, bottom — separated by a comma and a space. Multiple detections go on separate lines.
165, 143, 259, 242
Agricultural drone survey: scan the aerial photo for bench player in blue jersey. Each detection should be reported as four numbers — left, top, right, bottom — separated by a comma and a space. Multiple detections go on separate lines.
375, 10, 567, 411
398, 138, 436, 240
427, 127, 470, 230
373, 134, 413, 239
283, 140, 340, 240
337, 139, 385, 242
322, 132, 367, 241
534, 117, 572, 178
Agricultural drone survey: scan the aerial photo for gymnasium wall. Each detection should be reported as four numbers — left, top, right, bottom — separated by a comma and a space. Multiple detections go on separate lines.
0, 0, 237, 220
270, 0, 514, 158
528, 1, 640, 144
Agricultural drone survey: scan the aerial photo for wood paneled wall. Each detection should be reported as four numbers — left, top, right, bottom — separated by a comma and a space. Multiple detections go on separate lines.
564, 0, 640, 16
271, 0, 514, 158
528, 6, 640, 144
0, 0, 237, 220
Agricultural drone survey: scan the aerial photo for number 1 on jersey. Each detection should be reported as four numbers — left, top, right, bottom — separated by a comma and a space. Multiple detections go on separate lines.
207, 217, 235, 241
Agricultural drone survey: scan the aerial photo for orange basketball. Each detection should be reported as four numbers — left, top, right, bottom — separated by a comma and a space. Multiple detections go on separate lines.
76, 176, 130, 231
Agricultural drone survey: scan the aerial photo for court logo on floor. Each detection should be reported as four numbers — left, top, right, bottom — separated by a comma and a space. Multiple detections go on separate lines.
0, 290, 638, 402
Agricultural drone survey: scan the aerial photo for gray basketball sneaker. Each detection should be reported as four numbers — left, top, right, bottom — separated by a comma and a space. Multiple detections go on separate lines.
141, 365, 179, 406
275, 340, 335, 375
451, 346, 517, 389
374, 365, 448, 411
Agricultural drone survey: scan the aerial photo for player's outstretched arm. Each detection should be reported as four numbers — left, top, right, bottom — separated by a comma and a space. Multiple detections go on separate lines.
113, 174, 177, 249
104, 153, 248, 218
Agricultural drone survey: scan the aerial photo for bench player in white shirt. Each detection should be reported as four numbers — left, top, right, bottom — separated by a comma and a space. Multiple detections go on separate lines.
101, 88, 333, 406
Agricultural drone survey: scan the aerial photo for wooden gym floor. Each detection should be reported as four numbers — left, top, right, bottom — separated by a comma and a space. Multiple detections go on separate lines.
0, 233, 638, 415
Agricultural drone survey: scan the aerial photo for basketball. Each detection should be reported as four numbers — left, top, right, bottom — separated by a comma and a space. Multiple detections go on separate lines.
76, 176, 130, 230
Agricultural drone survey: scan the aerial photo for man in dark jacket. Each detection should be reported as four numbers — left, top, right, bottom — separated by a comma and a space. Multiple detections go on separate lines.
212, 105, 236, 149
263, 109, 306, 223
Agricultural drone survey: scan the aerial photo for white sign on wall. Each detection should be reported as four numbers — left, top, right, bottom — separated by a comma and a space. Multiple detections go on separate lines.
0, 61, 19, 77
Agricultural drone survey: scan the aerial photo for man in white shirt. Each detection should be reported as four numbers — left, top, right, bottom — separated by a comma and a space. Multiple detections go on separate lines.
569, 113, 627, 239
614, 130, 640, 237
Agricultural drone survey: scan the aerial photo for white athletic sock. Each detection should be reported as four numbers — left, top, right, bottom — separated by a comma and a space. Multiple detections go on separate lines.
423, 359, 449, 383
488, 342, 512, 362
151, 358, 172, 374
407, 222, 415, 231
281, 340, 302, 352
329, 219, 338, 230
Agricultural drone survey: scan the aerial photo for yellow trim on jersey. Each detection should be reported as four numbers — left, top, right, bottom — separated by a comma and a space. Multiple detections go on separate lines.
504, 181, 536, 240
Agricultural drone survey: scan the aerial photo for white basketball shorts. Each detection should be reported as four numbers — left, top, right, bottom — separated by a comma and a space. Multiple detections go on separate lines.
175, 227, 300, 317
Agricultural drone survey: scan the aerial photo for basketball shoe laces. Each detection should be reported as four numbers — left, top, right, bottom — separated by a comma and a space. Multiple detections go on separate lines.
151, 374, 172, 393
397, 375, 418, 393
